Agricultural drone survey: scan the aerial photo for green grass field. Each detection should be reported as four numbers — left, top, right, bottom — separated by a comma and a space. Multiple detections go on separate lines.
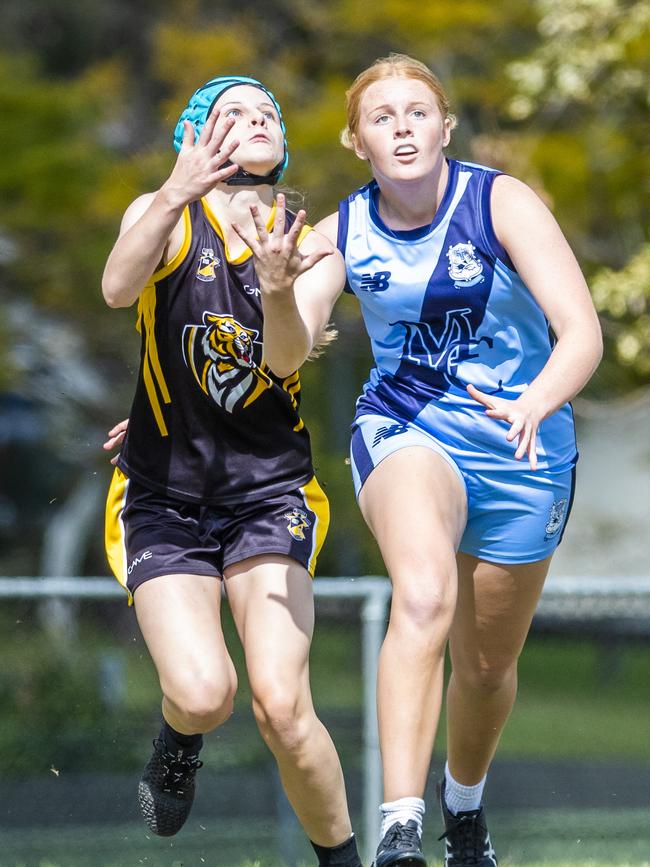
1, 607, 649, 866
1, 810, 649, 867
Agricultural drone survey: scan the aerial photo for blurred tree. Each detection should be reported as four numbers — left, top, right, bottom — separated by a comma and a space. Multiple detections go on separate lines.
502, 0, 650, 388
0, 0, 647, 575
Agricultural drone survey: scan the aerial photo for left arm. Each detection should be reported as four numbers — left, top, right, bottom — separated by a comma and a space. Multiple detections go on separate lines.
468, 174, 603, 468
233, 194, 345, 377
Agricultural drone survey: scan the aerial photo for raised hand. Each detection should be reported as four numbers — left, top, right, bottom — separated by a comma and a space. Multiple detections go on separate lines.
467, 384, 542, 470
232, 193, 332, 295
162, 109, 241, 206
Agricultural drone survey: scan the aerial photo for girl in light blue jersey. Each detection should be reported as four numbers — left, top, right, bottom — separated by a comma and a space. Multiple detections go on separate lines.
310, 54, 602, 867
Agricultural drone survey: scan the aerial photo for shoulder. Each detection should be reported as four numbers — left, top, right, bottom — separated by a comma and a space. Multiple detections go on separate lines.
491, 174, 545, 209
119, 191, 159, 234
490, 174, 560, 247
313, 212, 339, 246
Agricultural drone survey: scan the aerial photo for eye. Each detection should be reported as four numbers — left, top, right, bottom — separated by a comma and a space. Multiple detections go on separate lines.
225, 108, 241, 118
411, 110, 426, 119
263, 110, 277, 121
374, 114, 391, 125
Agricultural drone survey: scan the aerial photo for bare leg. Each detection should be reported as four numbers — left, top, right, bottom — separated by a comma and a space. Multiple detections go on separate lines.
359, 448, 467, 800
225, 554, 353, 848
446, 553, 552, 783
134, 573, 237, 734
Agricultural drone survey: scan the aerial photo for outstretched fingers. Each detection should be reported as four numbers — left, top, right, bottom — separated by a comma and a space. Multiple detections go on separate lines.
249, 204, 270, 243
296, 247, 333, 274
285, 208, 306, 251
180, 120, 197, 151
271, 192, 287, 240
231, 218, 262, 256
466, 383, 494, 411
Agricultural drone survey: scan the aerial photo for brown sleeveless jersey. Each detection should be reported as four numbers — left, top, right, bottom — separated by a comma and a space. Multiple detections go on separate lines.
116, 197, 314, 505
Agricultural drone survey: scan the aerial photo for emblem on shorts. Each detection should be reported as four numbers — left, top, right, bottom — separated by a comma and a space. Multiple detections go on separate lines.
283, 508, 310, 541
196, 248, 220, 282
544, 498, 568, 539
372, 423, 409, 447
447, 241, 484, 289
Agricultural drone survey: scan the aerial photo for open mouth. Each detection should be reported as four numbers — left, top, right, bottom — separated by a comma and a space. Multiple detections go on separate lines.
394, 145, 417, 156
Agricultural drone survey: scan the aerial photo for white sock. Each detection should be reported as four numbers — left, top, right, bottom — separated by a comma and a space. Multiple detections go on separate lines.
380, 796, 425, 838
444, 762, 486, 815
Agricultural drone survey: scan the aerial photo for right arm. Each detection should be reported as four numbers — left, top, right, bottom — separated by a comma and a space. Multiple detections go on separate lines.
101, 191, 184, 308
101, 111, 240, 308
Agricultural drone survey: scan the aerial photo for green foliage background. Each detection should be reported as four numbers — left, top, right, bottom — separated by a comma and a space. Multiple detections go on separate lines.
0, 0, 648, 576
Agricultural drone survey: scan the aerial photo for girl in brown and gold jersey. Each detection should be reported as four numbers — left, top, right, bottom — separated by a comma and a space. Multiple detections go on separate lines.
102, 76, 359, 867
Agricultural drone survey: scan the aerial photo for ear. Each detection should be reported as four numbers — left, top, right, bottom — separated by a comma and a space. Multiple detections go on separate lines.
442, 117, 451, 149
351, 133, 368, 162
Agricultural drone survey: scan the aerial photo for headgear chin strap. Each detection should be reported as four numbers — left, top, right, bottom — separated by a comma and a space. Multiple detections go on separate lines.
173, 75, 288, 186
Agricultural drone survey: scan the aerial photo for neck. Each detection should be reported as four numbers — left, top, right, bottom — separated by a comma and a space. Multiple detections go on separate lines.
205, 185, 275, 255
375, 157, 449, 231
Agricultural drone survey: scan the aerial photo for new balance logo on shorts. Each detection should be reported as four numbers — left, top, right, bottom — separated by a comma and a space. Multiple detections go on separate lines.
360, 271, 391, 292
373, 423, 409, 447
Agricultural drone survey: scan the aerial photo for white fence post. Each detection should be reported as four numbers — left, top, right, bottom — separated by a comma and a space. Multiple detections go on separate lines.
360, 583, 391, 864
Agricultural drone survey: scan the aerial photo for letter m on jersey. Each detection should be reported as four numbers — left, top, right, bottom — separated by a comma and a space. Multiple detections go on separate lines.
360, 271, 391, 292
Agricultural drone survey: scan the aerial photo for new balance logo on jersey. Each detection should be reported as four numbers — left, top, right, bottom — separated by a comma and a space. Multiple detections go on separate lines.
373, 423, 408, 446
360, 271, 391, 292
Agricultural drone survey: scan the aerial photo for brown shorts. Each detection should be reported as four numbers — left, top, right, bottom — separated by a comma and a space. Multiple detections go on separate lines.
105, 468, 329, 601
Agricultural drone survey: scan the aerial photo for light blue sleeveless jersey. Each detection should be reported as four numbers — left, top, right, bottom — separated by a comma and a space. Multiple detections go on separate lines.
337, 158, 577, 473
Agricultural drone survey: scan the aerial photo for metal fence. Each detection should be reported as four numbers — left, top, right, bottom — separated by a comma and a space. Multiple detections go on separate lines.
1, 573, 649, 864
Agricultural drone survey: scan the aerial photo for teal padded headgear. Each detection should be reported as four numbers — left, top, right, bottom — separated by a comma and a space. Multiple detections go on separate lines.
173, 75, 288, 186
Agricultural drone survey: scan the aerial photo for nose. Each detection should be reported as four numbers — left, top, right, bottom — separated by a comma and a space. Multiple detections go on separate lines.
394, 122, 412, 138
251, 112, 267, 127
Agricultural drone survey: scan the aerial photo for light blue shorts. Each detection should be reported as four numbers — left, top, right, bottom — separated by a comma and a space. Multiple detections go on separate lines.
350, 413, 576, 565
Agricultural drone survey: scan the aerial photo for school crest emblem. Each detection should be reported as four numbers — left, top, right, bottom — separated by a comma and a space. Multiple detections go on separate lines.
283, 508, 311, 541
447, 241, 484, 289
182, 311, 272, 413
196, 248, 220, 282
545, 498, 568, 539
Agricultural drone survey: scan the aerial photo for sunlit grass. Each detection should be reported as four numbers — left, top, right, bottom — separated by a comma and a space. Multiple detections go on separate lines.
2, 810, 649, 867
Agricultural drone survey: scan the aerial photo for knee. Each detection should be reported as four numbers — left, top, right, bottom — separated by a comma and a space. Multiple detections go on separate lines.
391, 573, 456, 635
251, 686, 310, 753
165, 675, 237, 732
454, 656, 518, 695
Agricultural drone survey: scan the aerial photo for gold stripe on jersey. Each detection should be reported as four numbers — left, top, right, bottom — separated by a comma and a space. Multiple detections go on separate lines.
138, 284, 171, 436
281, 371, 305, 431
105, 467, 133, 603
300, 476, 330, 576
244, 363, 274, 407
151, 206, 193, 281
136, 207, 193, 436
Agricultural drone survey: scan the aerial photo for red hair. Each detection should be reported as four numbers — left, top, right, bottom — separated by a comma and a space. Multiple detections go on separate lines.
341, 53, 456, 149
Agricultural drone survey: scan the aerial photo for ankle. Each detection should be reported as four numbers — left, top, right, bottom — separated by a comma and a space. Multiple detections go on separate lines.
161, 720, 203, 755
310, 833, 362, 866
444, 762, 486, 814
380, 796, 425, 837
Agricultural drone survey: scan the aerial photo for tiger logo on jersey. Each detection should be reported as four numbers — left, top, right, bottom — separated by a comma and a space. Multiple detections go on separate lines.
182, 312, 272, 413
447, 241, 484, 289
196, 248, 220, 282
283, 507, 311, 541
